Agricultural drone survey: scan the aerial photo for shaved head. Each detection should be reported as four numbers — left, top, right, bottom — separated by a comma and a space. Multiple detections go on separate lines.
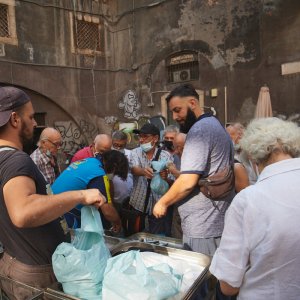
38, 127, 62, 156
174, 132, 186, 144
226, 123, 244, 144
173, 133, 186, 157
94, 134, 112, 154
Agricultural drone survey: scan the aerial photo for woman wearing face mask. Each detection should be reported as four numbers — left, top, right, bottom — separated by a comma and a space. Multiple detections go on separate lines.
51, 150, 128, 233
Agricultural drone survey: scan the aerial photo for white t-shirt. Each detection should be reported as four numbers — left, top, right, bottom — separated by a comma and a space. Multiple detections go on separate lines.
210, 158, 300, 300
112, 173, 133, 204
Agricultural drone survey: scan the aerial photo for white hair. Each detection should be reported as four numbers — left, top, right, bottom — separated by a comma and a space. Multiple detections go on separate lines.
240, 117, 300, 164
37, 127, 61, 147
163, 125, 179, 136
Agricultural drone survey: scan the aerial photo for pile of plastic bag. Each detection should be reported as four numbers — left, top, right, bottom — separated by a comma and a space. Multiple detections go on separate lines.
52, 206, 110, 300
52, 206, 204, 300
102, 250, 183, 300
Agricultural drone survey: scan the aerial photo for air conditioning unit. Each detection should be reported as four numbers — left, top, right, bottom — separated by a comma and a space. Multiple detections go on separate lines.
173, 69, 191, 82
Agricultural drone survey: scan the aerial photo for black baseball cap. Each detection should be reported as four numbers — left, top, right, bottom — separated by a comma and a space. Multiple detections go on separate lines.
0, 86, 30, 127
133, 123, 160, 137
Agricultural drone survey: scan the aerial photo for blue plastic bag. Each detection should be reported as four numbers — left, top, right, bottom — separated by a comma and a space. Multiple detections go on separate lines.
151, 159, 169, 195
52, 206, 111, 300
102, 250, 182, 300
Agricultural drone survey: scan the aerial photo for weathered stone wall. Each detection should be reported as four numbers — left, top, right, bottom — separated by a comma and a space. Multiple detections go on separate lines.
114, 0, 300, 124
0, 0, 299, 154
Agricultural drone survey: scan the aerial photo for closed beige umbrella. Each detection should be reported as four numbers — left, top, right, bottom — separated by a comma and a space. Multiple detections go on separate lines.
255, 86, 273, 118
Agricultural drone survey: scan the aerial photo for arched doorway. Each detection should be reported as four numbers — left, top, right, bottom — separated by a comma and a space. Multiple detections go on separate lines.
0, 83, 93, 169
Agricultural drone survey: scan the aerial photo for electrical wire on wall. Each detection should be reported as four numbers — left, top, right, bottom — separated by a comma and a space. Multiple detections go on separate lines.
1, 0, 167, 73
1, 0, 175, 104
18, 0, 174, 26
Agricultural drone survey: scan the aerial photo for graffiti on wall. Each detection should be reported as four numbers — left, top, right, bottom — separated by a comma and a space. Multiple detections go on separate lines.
118, 90, 141, 119
55, 120, 98, 155
105, 115, 118, 124
78, 119, 98, 141
112, 115, 166, 149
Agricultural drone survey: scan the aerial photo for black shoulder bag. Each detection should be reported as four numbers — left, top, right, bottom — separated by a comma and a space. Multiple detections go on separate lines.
198, 165, 235, 200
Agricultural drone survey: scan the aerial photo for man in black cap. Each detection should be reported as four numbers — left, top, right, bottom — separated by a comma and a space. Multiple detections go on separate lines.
0, 86, 105, 299
127, 123, 173, 235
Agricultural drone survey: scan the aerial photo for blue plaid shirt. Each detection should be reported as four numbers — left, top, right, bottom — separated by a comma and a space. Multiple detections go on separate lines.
129, 147, 173, 213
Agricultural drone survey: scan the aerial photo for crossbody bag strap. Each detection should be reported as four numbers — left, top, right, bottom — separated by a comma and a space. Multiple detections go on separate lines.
143, 147, 163, 214
200, 115, 235, 176
214, 116, 235, 166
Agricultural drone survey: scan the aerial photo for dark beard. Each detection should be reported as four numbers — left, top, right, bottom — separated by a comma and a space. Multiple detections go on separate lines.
19, 124, 34, 154
179, 108, 198, 134
21, 136, 34, 154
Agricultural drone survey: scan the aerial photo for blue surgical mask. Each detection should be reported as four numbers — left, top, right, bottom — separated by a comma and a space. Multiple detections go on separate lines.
140, 142, 153, 153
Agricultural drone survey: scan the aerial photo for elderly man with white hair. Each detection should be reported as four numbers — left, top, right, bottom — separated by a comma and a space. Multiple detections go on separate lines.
30, 127, 63, 184
210, 117, 300, 299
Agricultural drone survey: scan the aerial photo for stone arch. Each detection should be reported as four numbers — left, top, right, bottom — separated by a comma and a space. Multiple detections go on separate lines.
0, 83, 91, 155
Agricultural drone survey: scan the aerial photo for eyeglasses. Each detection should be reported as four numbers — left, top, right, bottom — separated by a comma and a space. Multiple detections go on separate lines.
45, 139, 62, 149
112, 142, 126, 150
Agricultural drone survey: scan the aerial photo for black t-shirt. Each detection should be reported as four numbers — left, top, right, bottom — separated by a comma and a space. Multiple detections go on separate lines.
0, 147, 66, 265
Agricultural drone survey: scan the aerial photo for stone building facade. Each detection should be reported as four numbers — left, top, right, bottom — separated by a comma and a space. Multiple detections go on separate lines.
0, 0, 299, 154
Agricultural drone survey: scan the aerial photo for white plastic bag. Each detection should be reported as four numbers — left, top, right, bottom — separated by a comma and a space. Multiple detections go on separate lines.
52, 206, 110, 300
102, 250, 182, 300
151, 159, 169, 195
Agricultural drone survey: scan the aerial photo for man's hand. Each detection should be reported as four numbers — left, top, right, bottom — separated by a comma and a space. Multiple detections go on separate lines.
111, 219, 122, 233
220, 281, 240, 296
144, 167, 154, 179
80, 189, 106, 208
167, 162, 180, 178
159, 169, 168, 181
153, 201, 168, 218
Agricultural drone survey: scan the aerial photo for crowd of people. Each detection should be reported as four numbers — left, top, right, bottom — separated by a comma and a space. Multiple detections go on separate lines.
0, 84, 299, 300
